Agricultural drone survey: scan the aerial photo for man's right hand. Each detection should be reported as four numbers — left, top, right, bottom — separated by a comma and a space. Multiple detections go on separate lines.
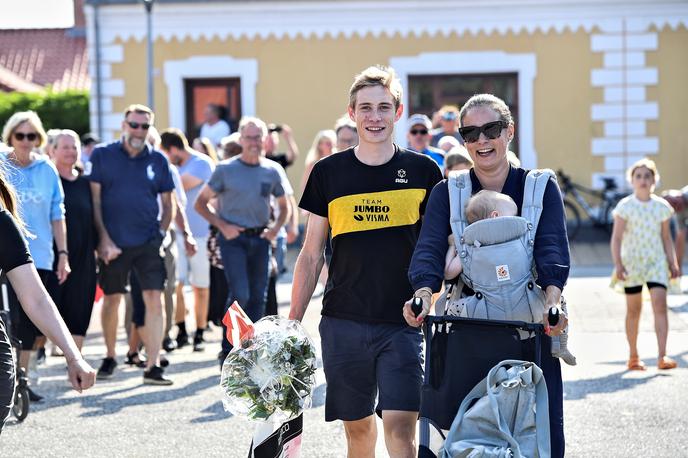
219, 222, 244, 240
97, 239, 122, 264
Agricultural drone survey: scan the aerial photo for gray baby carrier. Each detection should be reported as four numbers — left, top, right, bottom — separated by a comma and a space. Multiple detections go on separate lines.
445, 169, 555, 329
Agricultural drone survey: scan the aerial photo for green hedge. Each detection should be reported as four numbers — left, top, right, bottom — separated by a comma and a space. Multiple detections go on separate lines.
0, 90, 90, 137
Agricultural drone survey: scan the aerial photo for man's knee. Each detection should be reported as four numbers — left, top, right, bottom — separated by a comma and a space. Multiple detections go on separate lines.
142, 290, 164, 314
382, 410, 417, 444
344, 416, 377, 442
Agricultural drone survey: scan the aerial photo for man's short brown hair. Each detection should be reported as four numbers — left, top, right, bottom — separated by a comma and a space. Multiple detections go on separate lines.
123, 104, 155, 123
160, 128, 189, 151
348, 65, 403, 110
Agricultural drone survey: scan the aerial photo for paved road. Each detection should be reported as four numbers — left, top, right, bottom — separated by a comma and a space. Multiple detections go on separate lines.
2, 254, 688, 456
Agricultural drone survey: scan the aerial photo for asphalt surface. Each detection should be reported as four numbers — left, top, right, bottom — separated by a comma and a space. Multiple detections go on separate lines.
2, 234, 688, 457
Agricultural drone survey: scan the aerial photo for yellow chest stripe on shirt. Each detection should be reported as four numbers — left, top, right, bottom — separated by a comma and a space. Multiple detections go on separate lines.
328, 188, 427, 238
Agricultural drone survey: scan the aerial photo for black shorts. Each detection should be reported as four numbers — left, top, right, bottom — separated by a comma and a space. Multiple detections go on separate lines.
99, 236, 166, 295
319, 316, 424, 422
624, 282, 666, 295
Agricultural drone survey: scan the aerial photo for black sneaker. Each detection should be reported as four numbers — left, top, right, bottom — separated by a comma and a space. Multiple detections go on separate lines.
162, 336, 177, 353
193, 331, 205, 352
175, 330, 190, 349
143, 366, 173, 386
97, 357, 118, 380
36, 347, 46, 365
27, 387, 44, 402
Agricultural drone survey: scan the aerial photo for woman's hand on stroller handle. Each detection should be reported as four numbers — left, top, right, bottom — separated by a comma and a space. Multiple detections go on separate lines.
403, 287, 433, 327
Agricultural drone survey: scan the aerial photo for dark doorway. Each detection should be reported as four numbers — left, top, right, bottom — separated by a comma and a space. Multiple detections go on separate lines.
408, 73, 519, 156
184, 78, 241, 139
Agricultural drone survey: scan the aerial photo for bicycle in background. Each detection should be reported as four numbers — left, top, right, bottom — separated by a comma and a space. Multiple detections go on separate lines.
557, 169, 629, 241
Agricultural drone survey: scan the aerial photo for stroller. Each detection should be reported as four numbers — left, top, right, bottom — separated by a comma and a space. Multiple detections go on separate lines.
1, 278, 30, 422
416, 311, 546, 457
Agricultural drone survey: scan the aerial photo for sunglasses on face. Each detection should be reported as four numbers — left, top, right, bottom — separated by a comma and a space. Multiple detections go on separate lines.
14, 132, 38, 142
126, 121, 151, 130
458, 120, 507, 143
409, 129, 428, 136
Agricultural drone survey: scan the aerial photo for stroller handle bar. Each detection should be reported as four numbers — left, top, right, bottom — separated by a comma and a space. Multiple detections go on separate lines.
424, 315, 545, 335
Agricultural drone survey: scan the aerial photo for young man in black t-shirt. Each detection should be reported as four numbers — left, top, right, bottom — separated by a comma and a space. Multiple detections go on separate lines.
290, 66, 442, 457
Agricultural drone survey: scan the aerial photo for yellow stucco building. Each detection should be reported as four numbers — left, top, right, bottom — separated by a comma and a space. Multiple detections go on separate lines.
85, 0, 688, 193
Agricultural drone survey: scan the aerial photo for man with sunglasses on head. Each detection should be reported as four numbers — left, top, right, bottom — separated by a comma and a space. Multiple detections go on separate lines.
407, 113, 445, 174
85, 104, 175, 385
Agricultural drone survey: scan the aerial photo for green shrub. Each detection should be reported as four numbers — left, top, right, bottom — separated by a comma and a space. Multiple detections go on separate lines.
0, 90, 90, 136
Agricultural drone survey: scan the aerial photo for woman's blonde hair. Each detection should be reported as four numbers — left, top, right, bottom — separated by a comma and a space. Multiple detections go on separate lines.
305, 130, 337, 166
2, 111, 48, 148
194, 137, 218, 163
627, 157, 660, 184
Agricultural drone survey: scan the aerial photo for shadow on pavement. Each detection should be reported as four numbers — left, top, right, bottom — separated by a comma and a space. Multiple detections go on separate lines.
190, 400, 232, 423
30, 359, 220, 417
564, 351, 687, 401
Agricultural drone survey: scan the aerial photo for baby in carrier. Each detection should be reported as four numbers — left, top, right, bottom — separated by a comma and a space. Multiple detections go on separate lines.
445, 189, 577, 366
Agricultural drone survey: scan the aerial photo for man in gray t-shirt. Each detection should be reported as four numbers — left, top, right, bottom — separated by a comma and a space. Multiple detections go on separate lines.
195, 117, 288, 361
161, 128, 215, 351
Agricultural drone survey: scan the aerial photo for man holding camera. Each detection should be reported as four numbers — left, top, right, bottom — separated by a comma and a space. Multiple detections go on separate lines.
264, 123, 299, 169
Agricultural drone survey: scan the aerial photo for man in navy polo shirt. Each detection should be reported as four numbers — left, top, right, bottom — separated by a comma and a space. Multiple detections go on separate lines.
86, 104, 175, 385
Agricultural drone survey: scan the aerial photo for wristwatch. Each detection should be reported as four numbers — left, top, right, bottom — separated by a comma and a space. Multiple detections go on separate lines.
57, 250, 69, 257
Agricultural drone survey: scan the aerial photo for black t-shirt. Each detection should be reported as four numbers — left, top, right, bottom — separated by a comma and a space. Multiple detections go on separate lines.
0, 209, 32, 276
299, 145, 442, 324
266, 152, 292, 169
60, 176, 96, 264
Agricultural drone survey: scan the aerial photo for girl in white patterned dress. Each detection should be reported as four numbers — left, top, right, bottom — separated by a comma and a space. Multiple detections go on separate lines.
611, 158, 680, 371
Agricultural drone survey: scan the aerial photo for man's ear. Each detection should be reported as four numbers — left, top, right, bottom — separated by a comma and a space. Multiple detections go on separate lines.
348, 105, 355, 122
490, 210, 500, 219
394, 103, 404, 122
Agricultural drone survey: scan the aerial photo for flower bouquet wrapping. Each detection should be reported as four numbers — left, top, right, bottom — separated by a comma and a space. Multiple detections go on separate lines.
220, 305, 317, 424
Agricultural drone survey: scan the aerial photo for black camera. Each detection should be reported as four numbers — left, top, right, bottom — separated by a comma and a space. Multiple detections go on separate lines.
268, 123, 283, 133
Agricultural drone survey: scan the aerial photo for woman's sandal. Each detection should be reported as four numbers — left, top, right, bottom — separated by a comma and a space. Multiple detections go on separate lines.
627, 357, 646, 371
125, 351, 146, 368
658, 356, 677, 370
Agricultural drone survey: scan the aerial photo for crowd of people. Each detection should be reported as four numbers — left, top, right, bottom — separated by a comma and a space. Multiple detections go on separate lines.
0, 64, 683, 455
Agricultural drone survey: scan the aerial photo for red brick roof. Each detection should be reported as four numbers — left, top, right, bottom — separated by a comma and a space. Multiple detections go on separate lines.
0, 28, 89, 92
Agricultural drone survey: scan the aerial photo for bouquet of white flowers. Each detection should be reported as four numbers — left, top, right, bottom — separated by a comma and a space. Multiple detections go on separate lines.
220, 314, 317, 423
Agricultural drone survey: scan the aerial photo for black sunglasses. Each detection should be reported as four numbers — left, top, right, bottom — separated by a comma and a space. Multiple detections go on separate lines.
459, 120, 507, 143
127, 121, 151, 130
409, 129, 428, 136
14, 132, 38, 142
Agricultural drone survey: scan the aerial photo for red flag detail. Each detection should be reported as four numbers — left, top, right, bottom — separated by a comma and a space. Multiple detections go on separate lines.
222, 301, 255, 347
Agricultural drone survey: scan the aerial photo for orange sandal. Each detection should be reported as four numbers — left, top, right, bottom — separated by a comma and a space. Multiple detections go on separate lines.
658, 356, 677, 370
627, 357, 646, 371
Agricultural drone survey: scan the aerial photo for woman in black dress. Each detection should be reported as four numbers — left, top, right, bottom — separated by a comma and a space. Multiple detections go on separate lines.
51, 130, 97, 350
0, 167, 95, 433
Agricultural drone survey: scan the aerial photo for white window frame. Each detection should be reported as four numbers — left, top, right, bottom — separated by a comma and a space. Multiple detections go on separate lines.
163, 55, 259, 133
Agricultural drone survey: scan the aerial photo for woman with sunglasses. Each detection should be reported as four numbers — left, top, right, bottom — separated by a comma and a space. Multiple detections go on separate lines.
0, 111, 70, 402
406, 94, 570, 457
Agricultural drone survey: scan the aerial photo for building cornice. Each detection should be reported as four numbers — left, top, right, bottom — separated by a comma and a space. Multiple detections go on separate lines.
87, 0, 688, 43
